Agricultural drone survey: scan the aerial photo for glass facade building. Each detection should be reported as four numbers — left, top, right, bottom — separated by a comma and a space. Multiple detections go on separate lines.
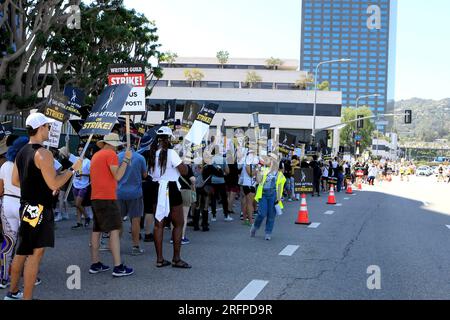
300, 0, 397, 132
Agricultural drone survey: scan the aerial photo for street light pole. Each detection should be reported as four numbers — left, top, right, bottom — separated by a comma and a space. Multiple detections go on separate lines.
311, 58, 351, 148
354, 93, 381, 156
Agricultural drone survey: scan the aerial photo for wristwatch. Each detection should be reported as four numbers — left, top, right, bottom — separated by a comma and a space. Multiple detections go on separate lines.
69, 167, 75, 174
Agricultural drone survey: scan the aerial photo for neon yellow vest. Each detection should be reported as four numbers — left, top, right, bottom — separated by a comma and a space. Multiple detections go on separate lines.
254, 168, 287, 209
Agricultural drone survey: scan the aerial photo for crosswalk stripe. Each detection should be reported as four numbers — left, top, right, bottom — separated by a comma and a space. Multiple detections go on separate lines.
308, 222, 321, 228
279, 245, 300, 256
324, 210, 334, 215
233, 280, 269, 300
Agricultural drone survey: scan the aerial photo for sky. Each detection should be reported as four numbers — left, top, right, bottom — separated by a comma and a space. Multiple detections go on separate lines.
124, 0, 450, 101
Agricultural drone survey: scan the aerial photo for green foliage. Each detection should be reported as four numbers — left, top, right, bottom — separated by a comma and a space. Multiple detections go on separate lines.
162, 51, 178, 65
294, 73, 314, 90
1, 0, 164, 112
183, 69, 204, 86
318, 80, 330, 91
265, 57, 283, 70
216, 50, 230, 67
245, 71, 262, 88
340, 106, 376, 151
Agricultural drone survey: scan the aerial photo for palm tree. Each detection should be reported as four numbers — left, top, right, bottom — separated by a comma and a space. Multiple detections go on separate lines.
265, 57, 283, 70
164, 51, 178, 65
184, 69, 204, 87
216, 50, 229, 68
294, 73, 314, 90
245, 71, 262, 89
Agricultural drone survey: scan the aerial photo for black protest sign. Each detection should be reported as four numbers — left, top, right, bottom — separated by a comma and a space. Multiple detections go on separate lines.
327, 176, 338, 185
64, 86, 85, 116
0, 121, 13, 140
42, 93, 69, 123
181, 101, 201, 134
278, 131, 296, 155
79, 84, 132, 137
163, 99, 177, 129
196, 103, 219, 125
294, 168, 314, 194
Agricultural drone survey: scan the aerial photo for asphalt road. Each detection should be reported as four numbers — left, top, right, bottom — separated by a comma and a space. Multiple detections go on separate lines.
11, 175, 450, 300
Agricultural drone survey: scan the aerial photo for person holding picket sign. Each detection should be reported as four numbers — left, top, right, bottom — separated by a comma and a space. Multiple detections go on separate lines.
148, 127, 191, 269
250, 153, 286, 241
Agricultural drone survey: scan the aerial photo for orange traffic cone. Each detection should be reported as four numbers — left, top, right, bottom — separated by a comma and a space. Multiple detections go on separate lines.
346, 182, 353, 194
358, 179, 362, 190
327, 185, 337, 205
295, 194, 311, 225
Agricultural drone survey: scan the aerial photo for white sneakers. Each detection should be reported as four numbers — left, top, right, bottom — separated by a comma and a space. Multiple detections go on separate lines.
224, 216, 234, 222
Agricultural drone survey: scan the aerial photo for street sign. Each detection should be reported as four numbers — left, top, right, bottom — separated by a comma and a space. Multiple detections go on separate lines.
355, 135, 362, 141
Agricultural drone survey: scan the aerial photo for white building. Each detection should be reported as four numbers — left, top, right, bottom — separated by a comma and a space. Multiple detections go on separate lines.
146, 57, 343, 154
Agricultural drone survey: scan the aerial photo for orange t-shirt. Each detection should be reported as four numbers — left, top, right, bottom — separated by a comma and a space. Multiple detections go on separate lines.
90, 149, 118, 200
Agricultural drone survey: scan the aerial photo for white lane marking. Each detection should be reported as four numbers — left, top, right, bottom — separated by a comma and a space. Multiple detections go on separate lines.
308, 222, 321, 228
344, 197, 350, 200
324, 210, 335, 215
279, 245, 300, 256
336, 203, 343, 207
233, 280, 269, 300
446, 225, 450, 230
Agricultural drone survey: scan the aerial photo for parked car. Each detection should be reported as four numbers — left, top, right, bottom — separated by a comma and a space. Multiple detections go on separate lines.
416, 166, 432, 176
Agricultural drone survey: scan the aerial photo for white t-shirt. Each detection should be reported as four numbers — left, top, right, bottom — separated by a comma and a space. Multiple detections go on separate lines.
0, 161, 20, 197
240, 154, 259, 187
150, 149, 182, 182
73, 158, 91, 189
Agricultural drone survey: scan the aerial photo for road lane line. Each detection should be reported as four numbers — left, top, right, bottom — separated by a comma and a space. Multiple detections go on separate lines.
324, 210, 334, 215
344, 197, 350, 200
279, 245, 300, 256
446, 225, 450, 230
308, 222, 321, 228
233, 280, 269, 300
336, 203, 342, 207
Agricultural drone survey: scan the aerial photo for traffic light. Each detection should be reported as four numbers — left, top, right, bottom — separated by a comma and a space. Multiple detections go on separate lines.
357, 115, 364, 129
405, 110, 412, 124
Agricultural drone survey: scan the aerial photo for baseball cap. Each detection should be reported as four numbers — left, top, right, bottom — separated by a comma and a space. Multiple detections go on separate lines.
25, 112, 55, 129
156, 126, 174, 138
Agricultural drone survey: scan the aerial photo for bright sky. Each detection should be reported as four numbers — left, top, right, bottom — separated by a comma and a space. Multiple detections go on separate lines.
124, 0, 450, 101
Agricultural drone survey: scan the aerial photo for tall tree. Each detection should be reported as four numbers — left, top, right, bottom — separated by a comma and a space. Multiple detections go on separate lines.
216, 50, 229, 68
339, 106, 375, 152
0, 0, 163, 113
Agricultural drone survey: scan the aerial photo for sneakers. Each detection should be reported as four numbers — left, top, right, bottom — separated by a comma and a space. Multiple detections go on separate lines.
112, 264, 134, 277
250, 225, 256, 237
170, 239, 174, 244
4, 290, 23, 300
202, 226, 210, 232
181, 238, 190, 245
243, 219, 251, 226
211, 217, 217, 222
144, 233, 154, 242
84, 217, 91, 227
34, 277, 42, 286
265, 234, 271, 241
240, 213, 244, 220
54, 215, 62, 222
122, 216, 128, 222
71, 223, 83, 230
131, 247, 144, 256
0, 279, 10, 289
89, 262, 110, 274
224, 216, 234, 222
99, 239, 109, 251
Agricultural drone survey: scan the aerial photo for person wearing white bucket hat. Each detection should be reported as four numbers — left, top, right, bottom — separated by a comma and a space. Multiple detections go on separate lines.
89, 132, 134, 277
5, 113, 82, 300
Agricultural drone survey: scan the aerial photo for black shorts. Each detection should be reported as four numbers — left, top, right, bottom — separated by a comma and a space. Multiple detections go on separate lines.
16, 204, 55, 256
91, 200, 123, 233
242, 186, 256, 195
154, 181, 183, 208
142, 180, 158, 214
